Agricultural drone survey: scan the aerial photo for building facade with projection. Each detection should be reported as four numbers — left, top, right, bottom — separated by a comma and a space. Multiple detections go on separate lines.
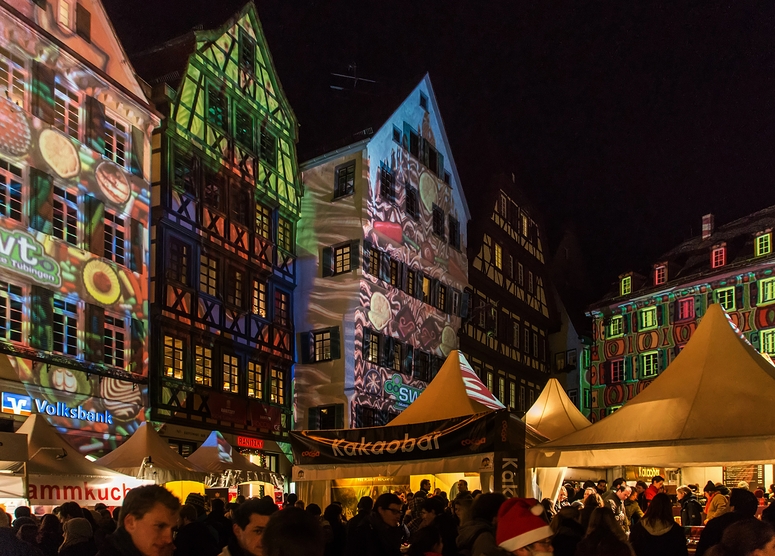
296, 74, 470, 430
584, 209, 775, 421
133, 3, 299, 470
458, 174, 557, 415
0, 0, 157, 455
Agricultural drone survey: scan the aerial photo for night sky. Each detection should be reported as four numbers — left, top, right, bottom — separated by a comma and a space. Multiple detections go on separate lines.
104, 0, 775, 312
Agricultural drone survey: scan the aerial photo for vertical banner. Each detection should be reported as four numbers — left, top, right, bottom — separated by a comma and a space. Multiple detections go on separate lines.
492, 410, 526, 498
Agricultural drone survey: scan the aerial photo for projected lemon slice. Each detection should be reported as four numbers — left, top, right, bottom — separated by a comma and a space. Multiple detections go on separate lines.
39, 128, 80, 178
83, 259, 121, 305
0, 98, 31, 157
440, 326, 457, 356
419, 171, 437, 213
368, 292, 391, 331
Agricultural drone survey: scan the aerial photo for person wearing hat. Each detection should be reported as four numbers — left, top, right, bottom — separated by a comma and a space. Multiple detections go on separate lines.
704, 482, 730, 524
487, 497, 553, 555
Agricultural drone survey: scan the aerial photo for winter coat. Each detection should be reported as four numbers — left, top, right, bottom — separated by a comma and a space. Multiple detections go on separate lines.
629, 519, 688, 556
59, 541, 98, 556
174, 521, 220, 556
680, 495, 704, 527
704, 493, 729, 523
324, 520, 347, 556
695, 512, 748, 556
644, 485, 661, 504
607, 496, 629, 533
0, 527, 45, 556
344, 512, 403, 556
625, 499, 645, 528
574, 530, 635, 556
94, 529, 145, 556
456, 518, 496, 556
550, 519, 585, 556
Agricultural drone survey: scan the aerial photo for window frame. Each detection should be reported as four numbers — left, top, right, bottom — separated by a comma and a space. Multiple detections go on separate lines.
715, 287, 735, 311
654, 265, 666, 285
313, 329, 332, 362
0, 280, 23, 344
273, 288, 290, 327
608, 315, 624, 337
276, 217, 294, 253
640, 351, 659, 378
194, 344, 213, 387
104, 210, 127, 266
761, 329, 775, 355
103, 313, 126, 369
104, 113, 129, 168
620, 275, 632, 296
405, 184, 419, 219
247, 360, 263, 399
760, 278, 775, 306
756, 233, 772, 257
0, 46, 26, 109
163, 334, 185, 380
252, 279, 268, 318
269, 367, 286, 405
610, 359, 625, 383
199, 253, 219, 297
639, 307, 658, 330
380, 164, 395, 201
677, 297, 695, 321
333, 160, 356, 199
222, 352, 240, 394
711, 246, 726, 268
0, 160, 23, 222
432, 204, 444, 238
53, 186, 78, 246
53, 296, 78, 356
333, 243, 352, 275
54, 81, 81, 140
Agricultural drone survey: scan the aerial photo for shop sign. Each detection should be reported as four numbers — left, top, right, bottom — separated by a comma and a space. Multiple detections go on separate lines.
383, 374, 423, 409
0, 229, 61, 287
1, 391, 113, 424
624, 466, 665, 482
27, 475, 147, 505
236, 436, 264, 450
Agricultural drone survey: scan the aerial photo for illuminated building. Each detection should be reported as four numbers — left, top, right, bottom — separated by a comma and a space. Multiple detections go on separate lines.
0, 0, 157, 453
458, 175, 557, 414
133, 3, 299, 470
296, 75, 470, 429
585, 209, 775, 421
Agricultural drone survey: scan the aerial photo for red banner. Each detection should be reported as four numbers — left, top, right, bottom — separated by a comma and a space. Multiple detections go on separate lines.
249, 401, 283, 432
208, 392, 247, 425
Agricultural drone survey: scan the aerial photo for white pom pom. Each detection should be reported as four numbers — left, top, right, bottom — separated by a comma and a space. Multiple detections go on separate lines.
530, 504, 544, 516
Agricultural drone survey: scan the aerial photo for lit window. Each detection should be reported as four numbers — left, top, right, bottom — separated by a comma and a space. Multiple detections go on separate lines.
277, 217, 293, 253
512, 322, 520, 347
0, 280, 23, 343
199, 254, 219, 296
389, 259, 401, 287
761, 330, 775, 355
163, 335, 184, 380
0, 160, 22, 222
608, 316, 623, 337
760, 279, 775, 305
521, 214, 529, 236
54, 82, 80, 139
677, 298, 695, 321
432, 205, 444, 237
640, 351, 659, 377
756, 233, 772, 257
390, 341, 401, 372
53, 297, 78, 356
167, 239, 189, 286
247, 361, 263, 398
104, 116, 128, 167
274, 289, 289, 327
621, 276, 632, 296
0, 46, 26, 107
58, 0, 71, 28
498, 377, 505, 404
486, 372, 493, 392
222, 353, 239, 393
422, 275, 431, 304
255, 204, 272, 240
363, 329, 379, 363
436, 284, 446, 312
716, 287, 735, 311
104, 211, 126, 266
103, 314, 125, 369
195, 345, 212, 387
406, 270, 416, 297
314, 330, 331, 361
639, 307, 658, 330
53, 186, 78, 245
518, 263, 524, 286
509, 382, 516, 409
334, 161, 355, 198
252, 280, 267, 318
654, 265, 666, 285
270, 367, 285, 404
333, 244, 351, 275
611, 359, 625, 382
494, 243, 502, 269
711, 247, 726, 268
225, 266, 244, 308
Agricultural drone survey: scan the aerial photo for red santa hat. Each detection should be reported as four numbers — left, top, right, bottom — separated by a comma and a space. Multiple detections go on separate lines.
496, 497, 552, 552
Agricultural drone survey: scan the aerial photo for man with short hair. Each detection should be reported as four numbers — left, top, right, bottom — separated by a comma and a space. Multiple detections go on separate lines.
644, 476, 664, 505
97, 484, 180, 556
409, 479, 431, 519
635, 481, 649, 511
695, 488, 758, 556
595, 479, 607, 496
262, 507, 324, 556
347, 496, 374, 532
220, 497, 278, 556
492, 497, 553, 555
345, 493, 404, 556
607, 485, 632, 533
175, 504, 219, 556
603, 478, 627, 504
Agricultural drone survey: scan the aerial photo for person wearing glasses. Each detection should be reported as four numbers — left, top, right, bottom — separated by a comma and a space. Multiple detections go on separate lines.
489, 497, 554, 556
345, 493, 405, 556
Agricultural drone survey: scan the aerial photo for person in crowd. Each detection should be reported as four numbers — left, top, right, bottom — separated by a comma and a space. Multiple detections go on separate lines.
755, 489, 766, 506
58, 503, 84, 524
579, 493, 604, 532
345, 493, 404, 556
575, 507, 633, 556
554, 486, 570, 513
322, 504, 346, 556
575, 481, 595, 503
643, 476, 664, 506
306, 504, 332, 543
457, 492, 505, 556
37, 514, 64, 556
96, 510, 116, 536
456, 480, 470, 499
625, 487, 645, 528
293, 501, 305, 510
410, 496, 457, 556
262, 507, 324, 556
596, 480, 608, 496
183, 492, 218, 544
486, 497, 553, 556
677, 485, 704, 526
704, 518, 775, 556
737, 481, 749, 491
607, 485, 632, 533
347, 496, 373, 532
762, 503, 775, 529
408, 526, 443, 556
96, 484, 180, 556
206, 498, 233, 549
768, 485, 775, 500
604, 478, 627, 503
17, 523, 39, 546
562, 484, 576, 504
635, 481, 649, 512
283, 494, 298, 510
452, 496, 473, 529
629, 493, 688, 556
410, 480, 432, 519
696, 488, 759, 556
1, 509, 45, 556
549, 506, 584, 556
59, 517, 97, 556
174, 504, 219, 556
219, 497, 278, 556
539, 499, 555, 519
704, 482, 731, 523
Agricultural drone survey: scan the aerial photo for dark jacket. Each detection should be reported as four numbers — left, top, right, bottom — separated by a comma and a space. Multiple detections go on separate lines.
36, 532, 64, 556
95, 528, 146, 556
59, 541, 98, 556
695, 512, 748, 556
629, 519, 688, 556
324, 519, 347, 556
575, 530, 634, 556
205, 512, 233, 549
0, 527, 45, 556
680, 495, 704, 527
551, 518, 585, 556
174, 521, 220, 556
432, 513, 459, 556
347, 510, 371, 533
344, 512, 403, 556
456, 518, 496, 556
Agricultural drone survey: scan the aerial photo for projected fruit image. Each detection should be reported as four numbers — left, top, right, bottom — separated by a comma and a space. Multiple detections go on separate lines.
368, 291, 391, 330
95, 161, 132, 205
82, 259, 121, 305
36, 364, 94, 407
0, 97, 31, 157
419, 171, 437, 213
100, 377, 143, 422
39, 128, 80, 178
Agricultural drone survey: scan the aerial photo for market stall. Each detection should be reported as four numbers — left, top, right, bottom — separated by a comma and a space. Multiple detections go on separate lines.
0, 431, 28, 514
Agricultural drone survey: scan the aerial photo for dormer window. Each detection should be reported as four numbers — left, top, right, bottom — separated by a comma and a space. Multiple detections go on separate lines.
654, 265, 666, 286
620, 275, 632, 296
756, 232, 772, 257
711, 245, 726, 268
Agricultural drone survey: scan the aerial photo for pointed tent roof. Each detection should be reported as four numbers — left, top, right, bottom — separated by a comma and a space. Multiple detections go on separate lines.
187, 431, 278, 483
95, 422, 203, 483
389, 350, 505, 426
525, 378, 591, 441
529, 304, 775, 468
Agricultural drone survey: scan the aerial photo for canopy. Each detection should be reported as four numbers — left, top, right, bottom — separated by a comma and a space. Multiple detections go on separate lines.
388, 350, 505, 426
525, 378, 591, 441
95, 422, 204, 483
528, 304, 775, 468
0, 431, 27, 499
187, 431, 282, 487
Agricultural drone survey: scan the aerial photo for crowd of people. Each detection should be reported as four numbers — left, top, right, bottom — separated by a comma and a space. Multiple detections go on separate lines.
2, 476, 775, 556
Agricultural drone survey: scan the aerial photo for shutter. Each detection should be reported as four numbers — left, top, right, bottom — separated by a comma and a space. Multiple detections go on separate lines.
657, 350, 665, 374
421, 137, 430, 167
380, 253, 391, 282
75, 3, 91, 42
751, 331, 761, 351
599, 361, 608, 385
84, 304, 104, 363
28, 168, 53, 234
429, 279, 438, 309
307, 407, 319, 430
402, 122, 412, 151
299, 332, 311, 363
657, 305, 664, 327
330, 327, 341, 360
414, 272, 424, 301
129, 219, 144, 272
129, 318, 145, 375
750, 282, 759, 307
623, 313, 630, 334
437, 152, 444, 177
695, 294, 705, 317
29, 286, 53, 351
445, 286, 453, 315
401, 264, 410, 294
669, 301, 676, 324
461, 291, 470, 319
362, 239, 372, 273
381, 336, 393, 368
735, 285, 744, 311
31, 61, 56, 125
32, 0, 46, 7
403, 344, 414, 375
83, 195, 104, 256
334, 403, 345, 429
321, 247, 333, 277
349, 239, 360, 271
129, 126, 145, 178
632, 311, 639, 333
624, 357, 633, 381
83, 96, 105, 154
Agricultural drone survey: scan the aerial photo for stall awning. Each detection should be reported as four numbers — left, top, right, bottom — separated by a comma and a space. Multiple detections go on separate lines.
525, 378, 590, 441
187, 431, 283, 488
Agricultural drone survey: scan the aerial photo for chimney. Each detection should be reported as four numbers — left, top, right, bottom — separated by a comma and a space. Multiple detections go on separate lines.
702, 213, 714, 240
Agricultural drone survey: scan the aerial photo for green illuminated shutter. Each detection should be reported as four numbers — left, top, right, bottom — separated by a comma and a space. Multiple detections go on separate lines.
299, 332, 311, 363
624, 357, 632, 381
349, 240, 360, 271
321, 247, 332, 277
751, 331, 761, 351
129, 318, 145, 374
29, 286, 53, 351
28, 168, 53, 234
83, 195, 104, 256
695, 294, 705, 317
735, 285, 744, 311
657, 305, 664, 327
334, 403, 344, 429
84, 304, 104, 362
329, 327, 341, 360
128, 219, 144, 272
83, 96, 105, 154
129, 126, 145, 177
750, 282, 759, 307
31, 62, 55, 125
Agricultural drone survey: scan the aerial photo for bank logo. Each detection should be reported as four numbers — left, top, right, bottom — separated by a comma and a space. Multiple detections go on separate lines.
1, 392, 32, 415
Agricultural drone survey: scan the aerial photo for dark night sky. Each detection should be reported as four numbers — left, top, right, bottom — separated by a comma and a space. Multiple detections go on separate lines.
104, 0, 775, 310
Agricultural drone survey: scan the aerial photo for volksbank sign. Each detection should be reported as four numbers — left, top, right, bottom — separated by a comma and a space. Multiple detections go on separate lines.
1, 392, 113, 424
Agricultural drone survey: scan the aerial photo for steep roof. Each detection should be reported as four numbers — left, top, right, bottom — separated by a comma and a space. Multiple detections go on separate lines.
187, 430, 277, 484
525, 378, 591, 441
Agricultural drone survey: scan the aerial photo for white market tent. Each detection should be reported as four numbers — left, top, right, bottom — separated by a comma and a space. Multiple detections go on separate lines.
528, 303, 775, 469
95, 421, 204, 483
0, 431, 27, 499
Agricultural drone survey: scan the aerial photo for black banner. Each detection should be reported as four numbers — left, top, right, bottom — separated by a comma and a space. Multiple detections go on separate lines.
492, 411, 527, 497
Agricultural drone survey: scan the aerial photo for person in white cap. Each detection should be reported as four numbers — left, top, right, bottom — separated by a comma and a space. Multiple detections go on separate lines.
488, 497, 554, 555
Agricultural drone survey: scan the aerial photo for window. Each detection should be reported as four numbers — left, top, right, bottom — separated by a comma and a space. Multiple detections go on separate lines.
255, 204, 272, 240
448, 216, 460, 249
356, 406, 388, 428
507, 255, 514, 279
405, 185, 419, 219
270, 367, 285, 404
104, 211, 126, 266
163, 335, 184, 380
494, 243, 502, 269
498, 377, 505, 404
274, 289, 289, 327
277, 217, 293, 252
314, 330, 331, 361
419, 92, 428, 110
54, 83, 80, 139
421, 275, 431, 304
247, 361, 263, 398
75, 3, 90, 42
716, 287, 735, 311
195, 345, 213, 387
392, 126, 401, 143
761, 330, 775, 355
509, 382, 516, 409
611, 359, 625, 383
230, 188, 250, 226
389, 259, 401, 287
518, 263, 524, 286
407, 127, 420, 158
639, 307, 657, 330
621, 276, 632, 296
58, 0, 71, 28
167, 239, 189, 286
712, 247, 726, 268
363, 329, 380, 363
334, 161, 355, 198
259, 130, 277, 168
499, 194, 507, 216
252, 280, 267, 317
521, 214, 529, 236
225, 266, 244, 308
608, 316, 623, 337
512, 322, 520, 347
756, 233, 772, 257
406, 269, 416, 297
334, 243, 351, 275
173, 150, 196, 194
640, 351, 659, 377
533, 333, 539, 357
103, 314, 125, 368
203, 171, 223, 211
654, 265, 666, 285
239, 29, 256, 73
0, 46, 26, 107
235, 108, 254, 149
0, 160, 22, 222
104, 116, 128, 167
761, 279, 775, 305
529, 389, 535, 406
207, 84, 227, 129
53, 297, 78, 355
380, 165, 395, 200
0, 280, 22, 342
366, 245, 380, 276
223, 354, 239, 393
199, 254, 219, 296
414, 351, 430, 382
53, 186, 78, 245
676, 298, 694, 321
436, 284, 447, 312
432, 205, 444, 237
519, 386, 525, 411
528, 271, 534, 293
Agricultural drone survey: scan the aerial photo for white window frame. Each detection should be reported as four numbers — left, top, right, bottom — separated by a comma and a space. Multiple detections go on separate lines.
0, 279, 23, 343
104, 210, 126, 266
104, 113, 129, 168
53, 296, 78, 356
54, 81, 80, 140
103, 313, 126, 369
0, 46, 26, 107
333, 243, 351, 275
58, 0, 72, 29
313, 329, 331, 362
53, 186, 78, 245
0, 160, 23, 222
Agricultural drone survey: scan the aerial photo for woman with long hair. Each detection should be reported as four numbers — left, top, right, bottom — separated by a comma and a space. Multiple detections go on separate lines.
629, 493, 687, 556
575, 506, 634, 556
37, 514, 64, 556
579, 492, 604, 532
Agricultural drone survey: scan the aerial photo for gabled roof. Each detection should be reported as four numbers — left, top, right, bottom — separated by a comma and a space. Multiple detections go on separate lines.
529, 304, 775, 467
524, 378, 590, 441
187, 431, 277, 484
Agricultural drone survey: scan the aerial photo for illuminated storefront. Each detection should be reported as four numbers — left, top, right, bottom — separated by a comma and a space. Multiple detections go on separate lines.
0, 0, 157, 453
